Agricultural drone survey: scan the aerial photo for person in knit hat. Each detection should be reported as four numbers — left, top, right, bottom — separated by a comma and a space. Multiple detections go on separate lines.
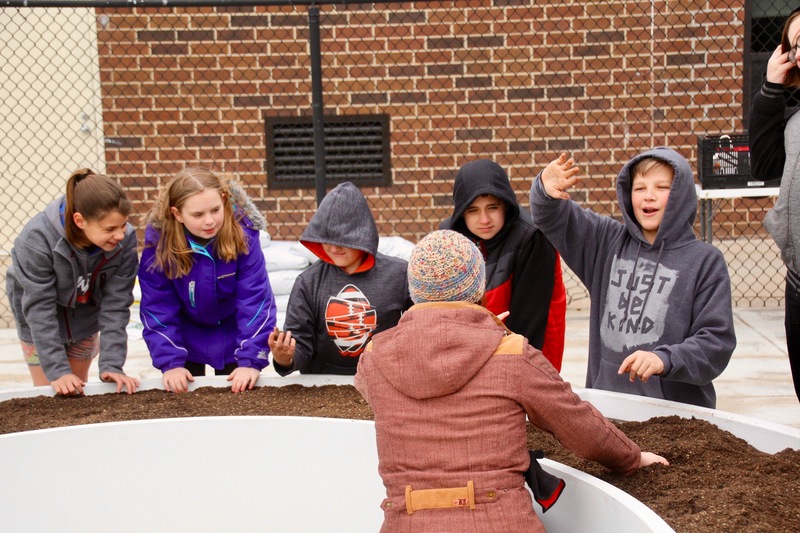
355, 229, 669, 533
406, 229, 485, 304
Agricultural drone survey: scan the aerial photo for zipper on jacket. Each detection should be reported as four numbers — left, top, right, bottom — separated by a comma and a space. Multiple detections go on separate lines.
63, 307, 74, 343
189, 281, 196, 308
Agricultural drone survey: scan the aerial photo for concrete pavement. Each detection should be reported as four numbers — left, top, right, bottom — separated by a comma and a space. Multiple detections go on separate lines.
0, 307, 797, 430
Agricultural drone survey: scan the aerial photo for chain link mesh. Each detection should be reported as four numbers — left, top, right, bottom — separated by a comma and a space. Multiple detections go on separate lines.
0, 1, 790, 328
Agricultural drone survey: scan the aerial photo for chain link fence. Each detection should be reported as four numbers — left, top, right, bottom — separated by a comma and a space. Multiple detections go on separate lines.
0, 0, 791, 327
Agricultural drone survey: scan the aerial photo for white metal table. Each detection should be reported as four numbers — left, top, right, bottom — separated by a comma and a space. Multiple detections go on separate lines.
695, 185, 779, 243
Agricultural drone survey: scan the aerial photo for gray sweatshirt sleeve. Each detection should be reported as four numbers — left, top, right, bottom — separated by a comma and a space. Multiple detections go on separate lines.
529, 173, 624, 290
12, 236, 72, 381
97, 229, 138, 377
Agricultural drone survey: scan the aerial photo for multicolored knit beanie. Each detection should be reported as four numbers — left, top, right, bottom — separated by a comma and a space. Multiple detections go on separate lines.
408, 230, 485, 304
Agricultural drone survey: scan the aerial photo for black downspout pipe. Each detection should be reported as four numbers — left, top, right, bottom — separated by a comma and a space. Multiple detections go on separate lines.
308, 5, 327, 206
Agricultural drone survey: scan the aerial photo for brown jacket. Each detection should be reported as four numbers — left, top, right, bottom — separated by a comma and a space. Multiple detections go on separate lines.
355, 302, 641, 533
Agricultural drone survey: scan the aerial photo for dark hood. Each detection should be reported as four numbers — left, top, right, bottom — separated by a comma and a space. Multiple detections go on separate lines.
300, 181, 379, 264
445, 159, 521, 240
616, 147, 698, 248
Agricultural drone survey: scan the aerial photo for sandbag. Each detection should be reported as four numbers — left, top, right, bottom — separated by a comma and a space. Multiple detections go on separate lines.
378, 235, 416, 261
264, 245, 310, 272
268, 269, 304, 296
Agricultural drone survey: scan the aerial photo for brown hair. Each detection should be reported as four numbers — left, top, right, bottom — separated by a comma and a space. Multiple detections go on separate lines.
148, 167, 247, 279
64, 169, 131, 248
782, 9, 800, 88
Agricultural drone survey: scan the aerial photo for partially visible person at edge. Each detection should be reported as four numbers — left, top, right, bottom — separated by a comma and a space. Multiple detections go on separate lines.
531, 148, 736, 409
748, 5, 800, 402
439, 159, 567, 371
269, 181, 412, 375
6, 169, 140, 396
355, 229, 669, 533
138, 167, 276, 394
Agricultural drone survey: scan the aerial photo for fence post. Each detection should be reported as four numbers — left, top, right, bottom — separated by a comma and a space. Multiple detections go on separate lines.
308, 5, 327, 206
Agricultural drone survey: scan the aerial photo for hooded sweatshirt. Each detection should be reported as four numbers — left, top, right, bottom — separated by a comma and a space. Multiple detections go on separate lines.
138, 181, 276, 371
275, 182, 412, 376
355, 302, 640, 533
440, 160, 566, 369
530, 147, 736, 408
6, 196, 138, 381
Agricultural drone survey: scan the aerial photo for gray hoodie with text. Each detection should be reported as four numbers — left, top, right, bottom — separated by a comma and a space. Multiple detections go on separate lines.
530, 147, 736, 408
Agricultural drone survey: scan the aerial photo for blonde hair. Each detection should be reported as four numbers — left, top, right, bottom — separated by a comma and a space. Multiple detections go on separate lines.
147, 167, 247, 279
64, 169, 131, 248
630, 157, 673, 183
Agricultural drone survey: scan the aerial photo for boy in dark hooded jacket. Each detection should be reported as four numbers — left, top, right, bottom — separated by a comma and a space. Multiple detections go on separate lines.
530, 148, 736, 408
269, 181, 413, 375
440, 159, 566, 370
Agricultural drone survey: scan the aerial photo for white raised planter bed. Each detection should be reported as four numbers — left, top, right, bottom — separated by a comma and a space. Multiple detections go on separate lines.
2, 377, 796, 532
575, 388, 800, 454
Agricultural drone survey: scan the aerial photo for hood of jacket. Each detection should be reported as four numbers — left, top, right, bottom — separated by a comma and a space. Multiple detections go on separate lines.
369, 302, 505, 399
226, 178, 267, 231
445, 159, 521, 242
616, 147, 697, 249
44, 196, 68, 240
300, 181, 379, 264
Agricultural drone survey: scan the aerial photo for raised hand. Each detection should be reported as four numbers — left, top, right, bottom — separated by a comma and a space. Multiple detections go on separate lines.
540, 152, 580, 200
766, 44, 797, 85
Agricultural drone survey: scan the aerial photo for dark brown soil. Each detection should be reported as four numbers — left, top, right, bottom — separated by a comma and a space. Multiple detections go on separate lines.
0, 385, 797, 532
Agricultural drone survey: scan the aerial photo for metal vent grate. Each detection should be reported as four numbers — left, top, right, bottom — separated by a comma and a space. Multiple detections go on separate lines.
265, 114, 391, 189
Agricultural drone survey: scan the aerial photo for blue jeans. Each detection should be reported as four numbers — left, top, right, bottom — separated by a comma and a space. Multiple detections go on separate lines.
785, 268, 800, 402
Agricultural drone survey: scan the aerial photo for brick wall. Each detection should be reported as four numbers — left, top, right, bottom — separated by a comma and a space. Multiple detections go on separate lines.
96, 0, 749, 242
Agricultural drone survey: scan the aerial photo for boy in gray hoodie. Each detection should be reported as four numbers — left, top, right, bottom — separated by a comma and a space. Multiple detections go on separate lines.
269, 182, 413, 375
530, 147, 736, 408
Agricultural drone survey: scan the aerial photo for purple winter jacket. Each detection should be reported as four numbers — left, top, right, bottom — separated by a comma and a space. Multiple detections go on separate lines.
139, 219, 277, 372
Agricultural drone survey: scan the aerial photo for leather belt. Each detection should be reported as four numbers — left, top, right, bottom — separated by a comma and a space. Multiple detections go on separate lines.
404, 481, 475, 515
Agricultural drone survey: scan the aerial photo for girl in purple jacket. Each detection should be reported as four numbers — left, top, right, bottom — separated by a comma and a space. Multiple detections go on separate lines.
138, 168, 276, 393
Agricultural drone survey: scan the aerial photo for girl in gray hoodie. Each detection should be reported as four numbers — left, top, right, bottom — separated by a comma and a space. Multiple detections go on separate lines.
6, 169, 140, 396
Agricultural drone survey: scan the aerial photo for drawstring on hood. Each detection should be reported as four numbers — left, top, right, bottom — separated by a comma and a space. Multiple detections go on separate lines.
634, 241, 664, 329
621, 240, 665, 331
